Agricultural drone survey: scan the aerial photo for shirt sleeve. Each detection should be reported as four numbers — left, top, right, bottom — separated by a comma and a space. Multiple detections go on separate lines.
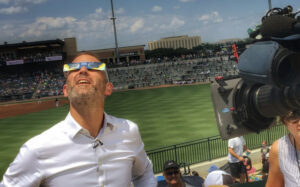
228, 139, 234, 148
241, 136, 246, 146
131, 125, 157, 187
0, 143, 43, 187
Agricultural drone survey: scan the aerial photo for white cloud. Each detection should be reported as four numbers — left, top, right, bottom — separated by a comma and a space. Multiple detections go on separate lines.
115, 8, 124, 14
158, 16, 185, 30
197, 11, 223, 24
0, 0, 10, 4
0, 6, 27, 14
152, 6, 162, 12
130, 18, 144, 33
15, 0, 47, 5
20, 16, 77, 38
179, 0, 194, 3
95, 8, 102, 14
170, 17, 184, 27
35, 17, 77, 28
87, 7, 109, 19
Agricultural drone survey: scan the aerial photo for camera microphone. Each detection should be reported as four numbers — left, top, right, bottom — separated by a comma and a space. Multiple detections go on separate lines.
260, 15, 300, 37
93, 139, 103, 149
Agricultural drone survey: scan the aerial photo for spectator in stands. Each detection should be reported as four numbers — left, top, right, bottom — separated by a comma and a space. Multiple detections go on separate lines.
162, 160, 196, 187
227, 136, 250, 183
204, 170, 234, 187
0, 53, 156, 187
266, 110, 300, 187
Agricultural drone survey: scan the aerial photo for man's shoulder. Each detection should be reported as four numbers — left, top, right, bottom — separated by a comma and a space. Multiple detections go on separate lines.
105, 114, 142, 143
106, 114, 139, 132
24, 120, 66, 150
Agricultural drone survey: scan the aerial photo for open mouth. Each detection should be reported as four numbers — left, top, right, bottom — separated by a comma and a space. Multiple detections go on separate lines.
77, 79, 90, 85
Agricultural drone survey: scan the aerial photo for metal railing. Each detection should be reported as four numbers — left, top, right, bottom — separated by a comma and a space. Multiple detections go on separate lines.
147, 124, 288, 173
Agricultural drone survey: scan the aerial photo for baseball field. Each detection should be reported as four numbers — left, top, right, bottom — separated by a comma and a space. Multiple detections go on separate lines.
0, 83, 219, 176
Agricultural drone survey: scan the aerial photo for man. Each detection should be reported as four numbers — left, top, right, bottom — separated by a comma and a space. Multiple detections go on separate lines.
227, 136, 249, 183
0, 53, 157, 187
161, 160, 195, 187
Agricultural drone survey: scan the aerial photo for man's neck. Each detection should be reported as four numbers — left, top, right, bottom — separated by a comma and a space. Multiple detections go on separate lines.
70, 101, 104, 138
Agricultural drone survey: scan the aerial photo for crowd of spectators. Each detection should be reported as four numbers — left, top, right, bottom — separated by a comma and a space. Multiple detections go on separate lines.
0, 55, 238, 102
0, 71, 40, 100
108, 55, 238, 90
0, 62, 65, 102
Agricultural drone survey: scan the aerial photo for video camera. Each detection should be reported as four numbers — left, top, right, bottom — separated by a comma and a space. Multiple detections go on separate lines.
211, 5, 300, 139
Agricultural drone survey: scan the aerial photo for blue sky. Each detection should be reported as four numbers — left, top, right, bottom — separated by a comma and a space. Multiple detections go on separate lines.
0, 0, 299, 50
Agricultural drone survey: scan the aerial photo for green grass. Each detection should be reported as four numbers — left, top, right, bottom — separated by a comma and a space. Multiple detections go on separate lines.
0, 84, 219, 176
105, 84, 219, 150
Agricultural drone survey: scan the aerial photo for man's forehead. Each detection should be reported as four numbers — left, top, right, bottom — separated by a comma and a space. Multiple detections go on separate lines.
72, 54, 99, 63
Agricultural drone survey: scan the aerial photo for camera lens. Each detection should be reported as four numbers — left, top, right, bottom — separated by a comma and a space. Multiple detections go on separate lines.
273, 50, 300, 87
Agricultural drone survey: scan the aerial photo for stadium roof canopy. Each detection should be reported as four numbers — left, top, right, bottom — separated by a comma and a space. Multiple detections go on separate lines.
0, 39, 64, 50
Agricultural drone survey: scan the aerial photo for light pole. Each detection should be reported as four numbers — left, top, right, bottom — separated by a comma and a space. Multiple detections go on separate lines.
110, 0, 120, 64
268, 0, 272, 10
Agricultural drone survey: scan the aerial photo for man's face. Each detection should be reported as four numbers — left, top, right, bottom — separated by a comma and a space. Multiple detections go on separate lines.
163, 168, 181, 185
63, 55, 112, 103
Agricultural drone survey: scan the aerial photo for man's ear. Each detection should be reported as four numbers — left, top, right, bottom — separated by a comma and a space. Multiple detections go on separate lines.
105, 82, 113, 96
63, 84, 68, 97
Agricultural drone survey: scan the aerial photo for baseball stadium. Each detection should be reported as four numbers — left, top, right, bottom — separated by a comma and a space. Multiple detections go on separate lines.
0, 37, 288, 186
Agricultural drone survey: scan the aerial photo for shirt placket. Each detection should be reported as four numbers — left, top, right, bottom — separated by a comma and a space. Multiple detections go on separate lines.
94, 138, 104, 187
80, 128, 105, 187
95, 125, 111, 187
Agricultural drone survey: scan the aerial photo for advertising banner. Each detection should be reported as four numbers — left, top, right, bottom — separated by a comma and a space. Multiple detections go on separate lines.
6, 59, 24, 66
45, 55, 63, 62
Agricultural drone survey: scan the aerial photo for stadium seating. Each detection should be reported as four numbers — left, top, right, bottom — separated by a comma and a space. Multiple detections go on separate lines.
0, 55, 238, 102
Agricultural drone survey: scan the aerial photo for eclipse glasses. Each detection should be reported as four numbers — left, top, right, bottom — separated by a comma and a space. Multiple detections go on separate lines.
63, 62, 106, 72
63, 62, 109, 81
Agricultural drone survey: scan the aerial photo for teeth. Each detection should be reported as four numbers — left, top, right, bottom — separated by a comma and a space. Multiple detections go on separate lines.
79, 80, 88, 84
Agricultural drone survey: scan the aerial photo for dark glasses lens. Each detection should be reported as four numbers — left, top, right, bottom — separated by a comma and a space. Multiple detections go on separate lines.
166, 170, 179, 176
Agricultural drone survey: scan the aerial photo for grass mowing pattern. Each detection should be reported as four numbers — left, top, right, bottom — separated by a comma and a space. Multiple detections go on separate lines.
105, 84, 218, 150
0, 105, 69, 177
0, 84, 219, 177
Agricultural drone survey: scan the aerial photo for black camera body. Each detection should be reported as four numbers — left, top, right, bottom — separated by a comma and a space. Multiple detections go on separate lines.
211, 6, 300, 139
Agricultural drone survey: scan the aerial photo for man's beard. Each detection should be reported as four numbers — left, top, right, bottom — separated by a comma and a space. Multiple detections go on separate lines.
67, 84, 98, 106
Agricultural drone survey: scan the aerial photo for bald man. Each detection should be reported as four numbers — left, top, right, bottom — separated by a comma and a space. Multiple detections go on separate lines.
0, 53, 157, 187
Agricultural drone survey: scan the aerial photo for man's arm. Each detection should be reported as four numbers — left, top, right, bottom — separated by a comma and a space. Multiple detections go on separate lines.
266, 140, 284, 187
132, 149, 157, 187
130, 125, 157, 187
228, 147, 244, 162
0, 144, 42, 187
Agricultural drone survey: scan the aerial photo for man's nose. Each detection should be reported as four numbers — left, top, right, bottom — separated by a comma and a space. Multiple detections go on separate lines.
79, 65, 88, 74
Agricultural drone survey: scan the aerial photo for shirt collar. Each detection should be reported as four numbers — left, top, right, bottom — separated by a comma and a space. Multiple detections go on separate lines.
64, 112, 116, 139
103, 112, 116, 132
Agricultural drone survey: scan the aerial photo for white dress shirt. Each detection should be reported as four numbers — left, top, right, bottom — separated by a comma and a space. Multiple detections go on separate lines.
0, 112, 157, 187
